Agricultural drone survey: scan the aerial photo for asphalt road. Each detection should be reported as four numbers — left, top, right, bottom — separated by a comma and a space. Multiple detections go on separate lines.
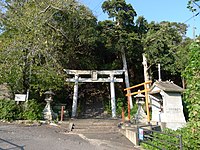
0, 123, 140, 150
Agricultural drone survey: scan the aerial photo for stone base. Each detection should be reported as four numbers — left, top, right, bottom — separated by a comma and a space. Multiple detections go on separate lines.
43, 109, 58, 121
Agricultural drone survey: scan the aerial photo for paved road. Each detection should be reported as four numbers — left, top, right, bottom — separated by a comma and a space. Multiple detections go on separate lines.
0, 123, 140, 150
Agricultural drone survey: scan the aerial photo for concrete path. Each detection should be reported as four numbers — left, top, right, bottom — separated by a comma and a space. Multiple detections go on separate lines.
0, 122, 140, 150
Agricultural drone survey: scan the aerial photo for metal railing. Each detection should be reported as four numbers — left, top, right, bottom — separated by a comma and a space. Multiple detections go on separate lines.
137, 125, 183, 150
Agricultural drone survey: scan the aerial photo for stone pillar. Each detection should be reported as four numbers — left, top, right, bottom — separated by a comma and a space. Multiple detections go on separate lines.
72, 74, 79, 118
110, 74, 116, 118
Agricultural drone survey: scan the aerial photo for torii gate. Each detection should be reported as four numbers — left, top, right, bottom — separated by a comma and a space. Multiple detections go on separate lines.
64, 69, 124, 118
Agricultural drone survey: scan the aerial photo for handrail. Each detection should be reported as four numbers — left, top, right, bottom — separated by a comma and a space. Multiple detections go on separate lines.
138, 125, 183, 150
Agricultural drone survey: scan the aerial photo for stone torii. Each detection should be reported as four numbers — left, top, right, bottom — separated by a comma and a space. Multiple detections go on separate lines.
64, 69, 124, 118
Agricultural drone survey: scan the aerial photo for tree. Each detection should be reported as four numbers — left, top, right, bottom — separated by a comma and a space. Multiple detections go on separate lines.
99, 0, 144, 83
183, 42, 200, 122
188, 0, 200, 12
143, 21, 188, 83
0, 0, 98, 95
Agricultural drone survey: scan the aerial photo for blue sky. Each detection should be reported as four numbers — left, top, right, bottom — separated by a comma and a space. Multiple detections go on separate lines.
79, 0, 200, 38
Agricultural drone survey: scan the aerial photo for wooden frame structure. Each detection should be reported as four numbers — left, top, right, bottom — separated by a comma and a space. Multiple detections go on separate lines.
124, 81, 152, 123
64, 69, 124, 118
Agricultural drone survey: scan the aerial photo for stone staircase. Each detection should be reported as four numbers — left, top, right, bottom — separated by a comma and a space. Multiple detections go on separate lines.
61, 119, 120, 134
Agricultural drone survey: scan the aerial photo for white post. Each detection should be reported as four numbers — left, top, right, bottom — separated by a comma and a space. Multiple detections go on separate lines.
72, 74, 79, 118
158, 64, 161, 81
110, 74, 116, 118
121, 49, 133, 109
142, 54, 150, 88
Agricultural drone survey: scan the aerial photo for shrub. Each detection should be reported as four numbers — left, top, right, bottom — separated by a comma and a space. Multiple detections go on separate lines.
23, 99, 43, 120
0, 99, 19, 121
141, 122, 200, 150
0, 99, 43, 121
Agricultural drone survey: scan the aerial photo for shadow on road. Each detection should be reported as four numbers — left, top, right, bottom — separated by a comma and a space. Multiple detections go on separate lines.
0, 138, 24, 150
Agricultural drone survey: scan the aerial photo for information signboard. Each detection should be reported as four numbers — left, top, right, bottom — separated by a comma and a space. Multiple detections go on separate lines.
15, 94, 26, 101
139, 128, 144, 140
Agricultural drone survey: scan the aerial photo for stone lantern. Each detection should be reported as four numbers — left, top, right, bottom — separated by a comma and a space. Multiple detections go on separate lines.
134, 91, 146, 123
43, 90, 57, 121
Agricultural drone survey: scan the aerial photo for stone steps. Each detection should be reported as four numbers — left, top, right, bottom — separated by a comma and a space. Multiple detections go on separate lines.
60, 119, 120, 134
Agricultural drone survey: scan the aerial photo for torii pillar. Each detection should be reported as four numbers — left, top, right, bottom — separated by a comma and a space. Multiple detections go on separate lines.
72, 74, 79, 117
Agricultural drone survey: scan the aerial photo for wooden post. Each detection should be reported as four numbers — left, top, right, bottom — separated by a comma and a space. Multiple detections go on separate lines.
122, 107, 125, 123
60, 106, 64, 121
144, 82, 150, 123
127, 94, 131, 121
72, 74, 79, 118
110, 74, 116, 118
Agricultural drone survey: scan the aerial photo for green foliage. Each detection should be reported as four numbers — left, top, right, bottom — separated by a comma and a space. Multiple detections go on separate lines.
139, 42, 200, 150
0, 99, 43, 121
179, 122, 200, 150
187, 0, 200, 12
175, 38, 192, 74
0, 99, 19, 121
0, 0, 98, 95
141, 128, 181, 150
22, 100, 43, 120
116, 97, 124, 115
141, 122, 200, 150
102, 0, 137, 27
103, 98, 112, 115
183, 42, 200, 122
130, 104, 138, 117
144, 21, 187, 75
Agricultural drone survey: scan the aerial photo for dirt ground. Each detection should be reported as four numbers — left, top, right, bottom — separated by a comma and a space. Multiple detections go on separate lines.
0, 122, 140, 150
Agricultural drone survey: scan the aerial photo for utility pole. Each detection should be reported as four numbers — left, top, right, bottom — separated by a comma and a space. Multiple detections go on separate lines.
192, 0, 196, 40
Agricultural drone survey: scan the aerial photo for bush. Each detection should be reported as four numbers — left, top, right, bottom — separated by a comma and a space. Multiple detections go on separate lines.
0, 99, 43, 121
141, 128, 181, 150
0, 99, 19, 121
22, 99, 43, 120
141, 122, 200, 150
178, 122, 200, 150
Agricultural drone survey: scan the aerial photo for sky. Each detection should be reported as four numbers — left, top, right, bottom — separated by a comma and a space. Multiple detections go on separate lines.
79, 0, 200, 38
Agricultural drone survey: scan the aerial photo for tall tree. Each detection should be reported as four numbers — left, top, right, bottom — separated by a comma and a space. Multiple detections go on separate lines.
99, 0, 143, 83
143, 21, 187, 83
0, 0, 97, 94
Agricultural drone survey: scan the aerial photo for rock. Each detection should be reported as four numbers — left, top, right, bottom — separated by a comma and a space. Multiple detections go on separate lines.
0, 83, 12, 100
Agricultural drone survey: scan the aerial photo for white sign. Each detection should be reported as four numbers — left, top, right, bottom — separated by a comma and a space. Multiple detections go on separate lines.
15, 94, 26, 101
139, 128, 144, 140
